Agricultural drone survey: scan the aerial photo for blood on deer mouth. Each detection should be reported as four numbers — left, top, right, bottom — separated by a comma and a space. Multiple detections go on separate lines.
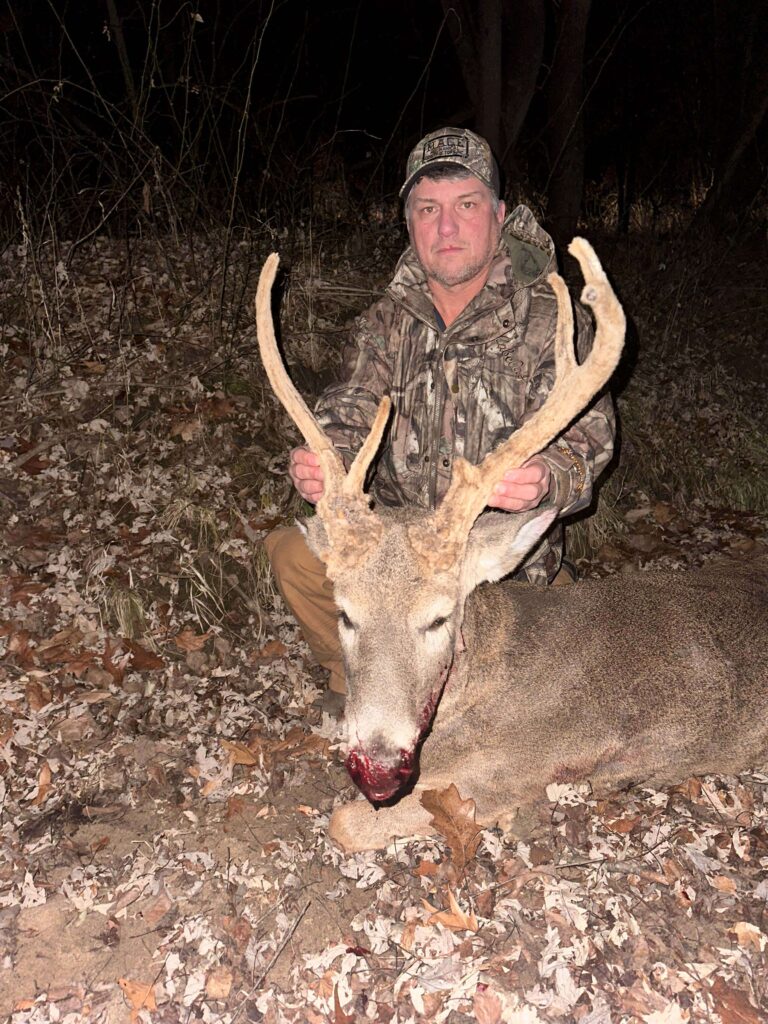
345, 747, 415, 802
344, 664, 452, 802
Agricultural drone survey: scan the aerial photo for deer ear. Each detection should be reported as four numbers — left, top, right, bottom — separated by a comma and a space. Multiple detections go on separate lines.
462, 507, 558, 591
299, 516, 331, 563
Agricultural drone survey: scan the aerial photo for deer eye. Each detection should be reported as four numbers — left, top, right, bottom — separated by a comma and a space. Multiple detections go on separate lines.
338, 610, 355, 630
427, 615, 448, 632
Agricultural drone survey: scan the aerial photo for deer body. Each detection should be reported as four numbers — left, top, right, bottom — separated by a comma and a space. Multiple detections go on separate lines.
320, 507, 768, 851
255, 241, 768, 854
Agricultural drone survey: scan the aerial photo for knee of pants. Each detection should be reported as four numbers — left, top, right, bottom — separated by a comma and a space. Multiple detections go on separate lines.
264, 525, 331, 594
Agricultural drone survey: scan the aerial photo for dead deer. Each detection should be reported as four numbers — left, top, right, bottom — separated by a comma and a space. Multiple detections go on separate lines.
255, 241, 768, 853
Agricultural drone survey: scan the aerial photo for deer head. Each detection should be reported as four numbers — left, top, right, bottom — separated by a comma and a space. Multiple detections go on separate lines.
255, 241, 625, 803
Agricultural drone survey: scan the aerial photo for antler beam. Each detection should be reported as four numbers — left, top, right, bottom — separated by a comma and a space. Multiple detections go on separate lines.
255, 253, 391, 570
419, 237, 625, 558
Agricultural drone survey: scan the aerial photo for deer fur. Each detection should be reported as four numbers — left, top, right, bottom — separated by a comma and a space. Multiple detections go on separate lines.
255, 243, 768, 853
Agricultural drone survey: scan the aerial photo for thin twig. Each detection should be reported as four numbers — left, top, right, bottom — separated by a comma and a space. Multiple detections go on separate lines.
249, 899, 311, 992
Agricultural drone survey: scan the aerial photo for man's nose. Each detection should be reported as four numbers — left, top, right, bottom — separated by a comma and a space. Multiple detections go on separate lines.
437, 208, 458, 237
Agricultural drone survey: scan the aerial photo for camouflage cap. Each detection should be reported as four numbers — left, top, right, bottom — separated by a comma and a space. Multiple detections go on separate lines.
400, 127, 500, 200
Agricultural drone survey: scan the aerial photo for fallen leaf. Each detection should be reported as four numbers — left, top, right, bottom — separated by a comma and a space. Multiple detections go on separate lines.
118, 977, 157, 1020
174, 627, 211, 651
729, 921, 766, 952
142, 889, 173, 927
206, 965, 233, 999
422, 889, 478, 932
710, 976, 762, 1024
333, 984, 355, 1024
201, 396, 236, 420
606, 814, 641, 834
400, 919, 418, 951
31, 762, 52, 806
170, 416, 203, 441
102, 638, 130, 683
420, 783, 483, 871
26, 679, 51, 711
222, 739, 259, 766
709, 874, 737, 894
473, 985, 503, 1024
226, 795, 247, 818
79, 360, 107, 375
251, 638, 288, 663
414, 858, 439, 877
126, 640, 164, 670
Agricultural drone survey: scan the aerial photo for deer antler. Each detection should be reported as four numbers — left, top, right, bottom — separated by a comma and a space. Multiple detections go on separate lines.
255, 253, 391, 571
410, 237, 625, 566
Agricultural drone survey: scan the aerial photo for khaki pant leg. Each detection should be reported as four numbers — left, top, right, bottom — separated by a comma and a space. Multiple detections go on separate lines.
263, 526, 345, 694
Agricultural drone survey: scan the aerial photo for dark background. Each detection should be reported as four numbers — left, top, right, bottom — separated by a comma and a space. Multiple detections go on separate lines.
1, 0, 766, 248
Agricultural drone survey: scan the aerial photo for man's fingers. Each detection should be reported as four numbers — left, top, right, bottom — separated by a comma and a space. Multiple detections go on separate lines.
502, 463, 546, 484
293, 462, 323, 481
291, 446, 320, 468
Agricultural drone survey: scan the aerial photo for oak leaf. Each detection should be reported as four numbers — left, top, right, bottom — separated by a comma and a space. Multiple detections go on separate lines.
222, 739, 259, 766
170, 416, 203, 441
333, 984, 355, 1024
206, 965, 233, 999
422, 889, 478, 932
174, 627, 211, 652
142, 889, 174, 927
118, 977, 157, 1021
729, 921, 766, 951
126, 640, 164, 670
26, 679, 51, 712
420, 783, 483, 871
710, 976, 762, 1024
31, 762, 52, 806
473, 986, 503, 1024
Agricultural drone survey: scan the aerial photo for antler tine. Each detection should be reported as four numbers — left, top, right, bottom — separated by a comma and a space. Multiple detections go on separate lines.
255, 252, 391, 503
427, 238, 624, 548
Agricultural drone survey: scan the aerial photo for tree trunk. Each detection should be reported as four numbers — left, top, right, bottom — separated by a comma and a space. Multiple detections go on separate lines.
691, 2, 768, 231
477, 0, 502, 154
440, 0, 545, 185
544, 0, 591, 247
105, 0, 138, 125
498, 0, 545, 174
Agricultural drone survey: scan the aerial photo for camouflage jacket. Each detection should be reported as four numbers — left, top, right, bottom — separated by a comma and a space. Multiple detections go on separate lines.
315, 205, 616, 583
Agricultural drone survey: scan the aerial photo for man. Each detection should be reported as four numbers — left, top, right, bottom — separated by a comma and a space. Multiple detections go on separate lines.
265, 127, 616, 713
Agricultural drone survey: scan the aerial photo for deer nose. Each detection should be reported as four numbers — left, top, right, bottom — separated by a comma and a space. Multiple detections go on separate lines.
345, 745, 415, 803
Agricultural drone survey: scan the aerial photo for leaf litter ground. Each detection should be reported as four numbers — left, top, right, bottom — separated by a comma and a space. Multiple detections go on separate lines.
0, 232, 767, 1023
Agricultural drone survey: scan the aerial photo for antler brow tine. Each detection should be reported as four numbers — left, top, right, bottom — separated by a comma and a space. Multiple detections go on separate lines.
255, 252, 391, 505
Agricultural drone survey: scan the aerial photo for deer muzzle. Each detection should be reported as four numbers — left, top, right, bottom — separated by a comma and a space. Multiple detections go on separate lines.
345, 746, 415, 803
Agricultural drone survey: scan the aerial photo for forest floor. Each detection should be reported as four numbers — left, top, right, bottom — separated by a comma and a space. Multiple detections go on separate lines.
1, 224, 767, 1024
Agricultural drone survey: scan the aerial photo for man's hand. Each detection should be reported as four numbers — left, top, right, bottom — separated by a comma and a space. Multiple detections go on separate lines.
489, 458, 551, 512
289, 447, 324, 503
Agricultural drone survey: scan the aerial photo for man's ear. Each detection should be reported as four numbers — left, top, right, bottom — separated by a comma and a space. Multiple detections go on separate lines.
462, 507, 558, 592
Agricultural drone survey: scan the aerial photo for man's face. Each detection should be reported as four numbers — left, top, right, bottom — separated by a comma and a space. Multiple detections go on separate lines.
407, 175, 505, 290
